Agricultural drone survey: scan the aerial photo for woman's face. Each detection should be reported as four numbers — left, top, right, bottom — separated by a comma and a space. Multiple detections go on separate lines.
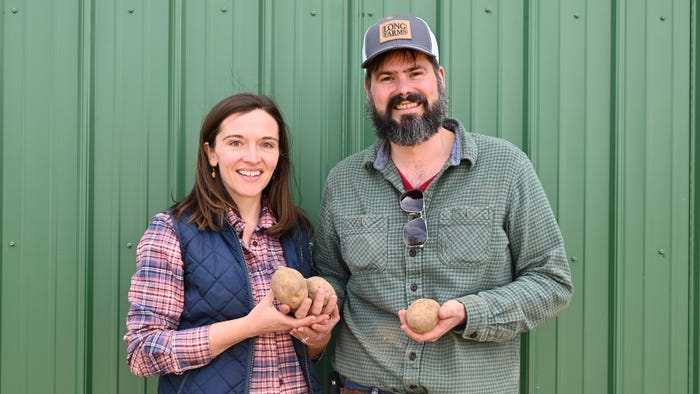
205, 109, 280, 206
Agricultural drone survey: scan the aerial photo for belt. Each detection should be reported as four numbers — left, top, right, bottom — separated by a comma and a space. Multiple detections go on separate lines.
340, 390, 374, 394
340, 377, 399, 394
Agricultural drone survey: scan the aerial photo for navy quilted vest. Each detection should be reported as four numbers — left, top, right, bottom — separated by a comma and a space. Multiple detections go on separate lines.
158, 212, 323, 394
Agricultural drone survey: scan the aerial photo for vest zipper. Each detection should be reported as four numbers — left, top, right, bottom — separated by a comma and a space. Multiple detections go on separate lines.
226, 220, 313, 391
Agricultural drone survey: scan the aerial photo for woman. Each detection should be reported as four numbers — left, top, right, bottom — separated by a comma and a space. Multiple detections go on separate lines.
124, 93, 339, 393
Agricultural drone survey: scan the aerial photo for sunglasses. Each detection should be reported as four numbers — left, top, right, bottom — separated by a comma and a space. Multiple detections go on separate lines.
400, 189, 428, 248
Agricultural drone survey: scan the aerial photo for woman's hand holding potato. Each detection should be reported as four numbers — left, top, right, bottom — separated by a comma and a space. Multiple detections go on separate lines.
290, 285, 340, 359
271, 267, 340, 358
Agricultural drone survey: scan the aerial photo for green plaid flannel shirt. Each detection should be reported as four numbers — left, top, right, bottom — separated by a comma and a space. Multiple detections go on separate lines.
313, 119, 573, 394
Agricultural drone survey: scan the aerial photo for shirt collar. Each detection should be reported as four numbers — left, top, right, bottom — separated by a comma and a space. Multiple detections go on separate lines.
227, 201, 277, 235
369, 118, 476, 170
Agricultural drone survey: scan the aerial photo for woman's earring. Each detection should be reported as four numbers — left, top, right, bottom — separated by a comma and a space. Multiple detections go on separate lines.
211, 167, 216, 179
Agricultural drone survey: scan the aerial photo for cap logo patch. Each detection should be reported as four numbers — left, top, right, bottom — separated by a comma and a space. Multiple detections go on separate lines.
379, 20, 412, 43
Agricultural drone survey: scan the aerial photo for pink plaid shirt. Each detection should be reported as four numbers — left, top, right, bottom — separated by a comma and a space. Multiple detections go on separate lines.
124, 208, 309, 393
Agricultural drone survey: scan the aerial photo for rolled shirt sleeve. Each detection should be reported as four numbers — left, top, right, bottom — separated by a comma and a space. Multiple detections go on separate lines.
124, 213, 212, 376
459, 154, 572, 341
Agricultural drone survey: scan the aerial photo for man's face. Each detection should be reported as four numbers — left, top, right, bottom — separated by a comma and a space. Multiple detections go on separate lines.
366, 51, 448, 146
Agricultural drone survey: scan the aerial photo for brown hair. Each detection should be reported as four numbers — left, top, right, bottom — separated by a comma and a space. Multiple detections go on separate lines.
364, 49, 441, 88
171, 93, 311, 236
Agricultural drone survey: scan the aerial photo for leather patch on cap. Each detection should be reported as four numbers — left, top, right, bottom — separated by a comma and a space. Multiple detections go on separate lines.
379, 19, 412, 43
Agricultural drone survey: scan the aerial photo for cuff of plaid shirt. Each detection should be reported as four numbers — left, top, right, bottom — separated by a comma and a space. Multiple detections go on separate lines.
457, 294, 488, 341
171, 325, 213, 373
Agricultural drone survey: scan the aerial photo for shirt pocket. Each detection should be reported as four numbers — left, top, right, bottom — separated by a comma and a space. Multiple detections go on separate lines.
438, 207, 492, 266
338, 215, 388, 273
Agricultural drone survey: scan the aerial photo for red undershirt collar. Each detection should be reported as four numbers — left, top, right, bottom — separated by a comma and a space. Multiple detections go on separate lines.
398, 169, 436, 192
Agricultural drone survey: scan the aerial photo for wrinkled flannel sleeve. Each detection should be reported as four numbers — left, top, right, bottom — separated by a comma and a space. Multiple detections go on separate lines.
459, 154, 573, 342
123, 212, 212, 376
312, 175, 350, 308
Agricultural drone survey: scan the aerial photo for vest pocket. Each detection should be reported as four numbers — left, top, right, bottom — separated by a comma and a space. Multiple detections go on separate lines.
338, 215, 388, 273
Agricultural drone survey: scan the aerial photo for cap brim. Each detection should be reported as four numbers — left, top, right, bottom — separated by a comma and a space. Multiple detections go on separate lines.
361, 45, 437, 68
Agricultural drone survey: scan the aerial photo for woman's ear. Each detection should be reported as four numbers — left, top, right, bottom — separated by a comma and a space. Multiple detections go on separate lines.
204, 142, 218, 167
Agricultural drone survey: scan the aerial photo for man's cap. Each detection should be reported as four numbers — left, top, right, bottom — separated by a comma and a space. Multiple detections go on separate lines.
361, 14, 439, 68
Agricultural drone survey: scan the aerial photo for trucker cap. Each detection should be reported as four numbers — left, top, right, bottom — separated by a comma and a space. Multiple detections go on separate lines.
361, 14, 439, 68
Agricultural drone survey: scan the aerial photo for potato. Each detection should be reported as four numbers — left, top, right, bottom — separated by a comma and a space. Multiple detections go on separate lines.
306, 276, 336, 306
270, 266, 308, 310
405, 298, 440, 334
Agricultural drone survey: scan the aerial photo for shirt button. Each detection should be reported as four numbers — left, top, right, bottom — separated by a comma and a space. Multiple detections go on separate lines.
410, 385, 417, 389
469, 332, 478, 339
252, 240, 258, 247
409, 352, 416, 361
409, 249, 417, 257
279, 378, 284, 385
410, 283, 418, 291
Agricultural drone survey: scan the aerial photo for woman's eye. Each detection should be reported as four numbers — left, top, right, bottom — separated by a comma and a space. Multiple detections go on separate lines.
230, 140, 242, 147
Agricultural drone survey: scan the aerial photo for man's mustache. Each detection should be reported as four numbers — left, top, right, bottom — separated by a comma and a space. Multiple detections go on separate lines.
387, 93, 429, 112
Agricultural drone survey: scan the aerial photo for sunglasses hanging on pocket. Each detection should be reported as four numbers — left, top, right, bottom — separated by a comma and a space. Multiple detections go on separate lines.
400, 189, 428, 248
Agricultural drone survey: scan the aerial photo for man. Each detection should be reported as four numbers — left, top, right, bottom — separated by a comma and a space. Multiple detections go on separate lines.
313, 14, 573, 394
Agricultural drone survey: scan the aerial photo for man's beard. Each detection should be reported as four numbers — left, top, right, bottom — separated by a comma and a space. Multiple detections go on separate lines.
367, 83, 448, 147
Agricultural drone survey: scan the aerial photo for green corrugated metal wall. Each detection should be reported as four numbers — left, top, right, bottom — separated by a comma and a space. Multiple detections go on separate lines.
1, 0, 697, 393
